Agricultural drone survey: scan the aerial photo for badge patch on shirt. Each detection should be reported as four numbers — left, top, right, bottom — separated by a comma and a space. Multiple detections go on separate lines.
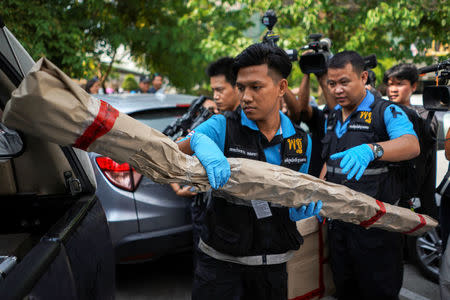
228, 147, 258, 158
287, 138, 303, 154
283, 156, 307, 164
251, 200, 272, 219
348, 123, 370, 131
359, 111, 372, 124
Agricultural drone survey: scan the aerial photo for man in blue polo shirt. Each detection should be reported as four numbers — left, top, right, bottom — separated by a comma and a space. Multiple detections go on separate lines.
322, 51, 420, 300
177, 43, 321, 300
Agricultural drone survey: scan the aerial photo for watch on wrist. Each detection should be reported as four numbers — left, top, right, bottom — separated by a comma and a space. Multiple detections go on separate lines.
371, 143, 384, 160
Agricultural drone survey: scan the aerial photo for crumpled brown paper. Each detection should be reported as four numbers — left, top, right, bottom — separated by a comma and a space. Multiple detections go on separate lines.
3, 58, 437, 236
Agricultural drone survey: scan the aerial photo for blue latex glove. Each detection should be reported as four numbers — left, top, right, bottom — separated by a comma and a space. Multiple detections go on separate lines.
190, 132, 230, 189
329, 144, 374, 181
289, 200, 323, 222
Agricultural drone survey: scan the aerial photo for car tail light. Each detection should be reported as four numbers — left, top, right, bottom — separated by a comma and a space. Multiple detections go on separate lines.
96, 157, 142, 192
176, 103, 190, 108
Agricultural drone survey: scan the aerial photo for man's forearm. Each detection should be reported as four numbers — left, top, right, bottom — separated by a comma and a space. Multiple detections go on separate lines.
283, 75, 313, 122
372, 134, 420, 162
177, 137, 194, 155
318, 74, 336, 109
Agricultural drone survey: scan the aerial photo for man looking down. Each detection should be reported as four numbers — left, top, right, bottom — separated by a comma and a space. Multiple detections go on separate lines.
177, 43, 322, 300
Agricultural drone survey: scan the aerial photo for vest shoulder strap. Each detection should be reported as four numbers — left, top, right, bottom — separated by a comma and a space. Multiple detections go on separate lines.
369, 97, 392, 141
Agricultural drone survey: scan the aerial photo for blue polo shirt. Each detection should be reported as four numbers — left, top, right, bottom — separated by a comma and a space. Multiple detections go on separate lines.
192, 109, 312, 174
326, 90, 417, 139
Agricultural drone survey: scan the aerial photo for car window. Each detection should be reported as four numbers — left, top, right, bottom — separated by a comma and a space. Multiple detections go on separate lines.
130, 107, 188, 132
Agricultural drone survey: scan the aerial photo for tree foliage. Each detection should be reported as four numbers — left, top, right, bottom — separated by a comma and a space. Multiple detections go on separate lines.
1, 0, 97, 78
121, 74, 139, 91
115, 0, 253, 92
244, 0, 449, 87
2, 0, 448, 92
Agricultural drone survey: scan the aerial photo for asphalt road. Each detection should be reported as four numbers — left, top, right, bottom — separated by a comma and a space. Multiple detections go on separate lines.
115, 251, 440, 300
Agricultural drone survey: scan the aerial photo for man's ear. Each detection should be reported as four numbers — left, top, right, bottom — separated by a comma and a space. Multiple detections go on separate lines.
412, 82, 417, 93
278, 78, 288, 97
361, 70, 368, 85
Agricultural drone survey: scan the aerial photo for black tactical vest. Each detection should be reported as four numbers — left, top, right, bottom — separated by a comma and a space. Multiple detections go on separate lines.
321, 97, 400, 204
201, 110, 309, 257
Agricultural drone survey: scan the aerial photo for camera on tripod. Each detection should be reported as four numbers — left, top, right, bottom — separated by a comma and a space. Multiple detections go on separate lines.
299, 34, 332, 75
418, 59, 450, 111
261, 10, 298, 62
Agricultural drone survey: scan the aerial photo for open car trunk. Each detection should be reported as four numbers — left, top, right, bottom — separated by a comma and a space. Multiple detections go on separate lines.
0, 17, 114, 299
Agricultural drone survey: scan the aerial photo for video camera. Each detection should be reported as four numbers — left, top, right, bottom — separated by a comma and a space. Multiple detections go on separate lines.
299, 34, 332, 75
162, 95, 214, 140
364, 54, 377, 70
418, 59, 450, 111
261, 10, 298, 62
363, 54, 378, 87
261, 10, 333, 75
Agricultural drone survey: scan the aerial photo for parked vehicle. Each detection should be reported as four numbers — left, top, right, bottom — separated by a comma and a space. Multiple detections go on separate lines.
90, 93, 196, 263
0, 18, 114, 299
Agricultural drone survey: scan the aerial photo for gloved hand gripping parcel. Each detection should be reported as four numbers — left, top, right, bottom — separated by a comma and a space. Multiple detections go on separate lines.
2, 57, 437, 236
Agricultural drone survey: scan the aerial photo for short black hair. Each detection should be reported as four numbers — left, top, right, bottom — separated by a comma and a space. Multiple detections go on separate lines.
206, 57, 236, 86
85, 76, 99, 93
152, 73, 162, 80
233, 43, 292, 80
328, 50, 365, 74
383, 63, 418, 85
140, 75, 150, 83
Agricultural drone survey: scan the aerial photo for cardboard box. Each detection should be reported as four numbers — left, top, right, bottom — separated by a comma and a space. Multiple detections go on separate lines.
287, 218, 335, 300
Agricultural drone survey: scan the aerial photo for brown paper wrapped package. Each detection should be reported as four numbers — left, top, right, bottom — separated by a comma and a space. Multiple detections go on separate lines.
3, 58, 437, 236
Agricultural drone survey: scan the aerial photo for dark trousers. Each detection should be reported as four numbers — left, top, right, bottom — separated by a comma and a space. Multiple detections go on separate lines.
191, 195, 207, 267
328, 221, 404, 300
192, 251, 288, 300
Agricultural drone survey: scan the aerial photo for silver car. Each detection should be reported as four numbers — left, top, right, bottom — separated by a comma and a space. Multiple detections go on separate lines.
90, 93, 196, 263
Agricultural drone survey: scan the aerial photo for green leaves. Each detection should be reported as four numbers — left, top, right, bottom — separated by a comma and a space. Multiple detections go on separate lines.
2, 0, 448, 93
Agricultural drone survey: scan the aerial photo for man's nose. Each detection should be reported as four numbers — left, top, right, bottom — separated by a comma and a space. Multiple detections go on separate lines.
213, 91, 220, 100
241, 88, 252, 103
335, 86, 344, 94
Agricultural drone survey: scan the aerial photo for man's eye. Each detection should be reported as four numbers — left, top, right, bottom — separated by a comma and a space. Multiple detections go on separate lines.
238, 86, 245, 92
253, 86, 261, 90
328, 82, 335, 87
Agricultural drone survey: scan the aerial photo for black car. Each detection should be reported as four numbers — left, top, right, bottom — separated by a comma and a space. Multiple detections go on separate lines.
0, 17, 114, 299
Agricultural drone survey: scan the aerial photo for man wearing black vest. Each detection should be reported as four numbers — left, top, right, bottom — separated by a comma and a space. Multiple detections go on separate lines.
383, 63, 439, 218
322, 51, 420, 300
177, 43, 322, 300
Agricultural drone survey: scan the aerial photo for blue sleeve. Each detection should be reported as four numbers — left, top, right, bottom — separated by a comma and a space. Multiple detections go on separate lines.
383, 104, 418, 140
299, 134, 312, 174
191, 114, 226, 152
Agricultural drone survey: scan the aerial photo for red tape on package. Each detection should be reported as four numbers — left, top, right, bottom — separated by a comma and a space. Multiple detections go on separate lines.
73, 100, 119, 151
402, 214, 427, 235
359, 200, 386, 228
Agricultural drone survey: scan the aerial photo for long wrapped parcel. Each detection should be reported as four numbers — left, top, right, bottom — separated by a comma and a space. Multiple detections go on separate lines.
3, 58, 437, 236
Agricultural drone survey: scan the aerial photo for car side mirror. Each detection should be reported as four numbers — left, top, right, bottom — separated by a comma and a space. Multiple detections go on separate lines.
0, 123, 23, 159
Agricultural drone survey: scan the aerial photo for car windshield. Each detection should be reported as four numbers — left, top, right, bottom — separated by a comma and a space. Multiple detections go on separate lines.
130, 107, 188, 132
